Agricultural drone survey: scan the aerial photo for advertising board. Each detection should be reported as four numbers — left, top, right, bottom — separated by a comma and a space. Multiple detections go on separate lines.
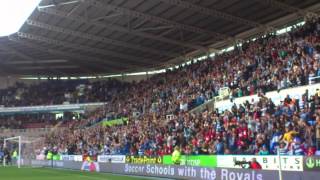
304, 156, 320, 171
125, 156, 162, 164
217, 155, 303, 171
60, 155, 83, 162
30, 160, 319, 180
163, 155, 217, 167
97, 155, 125, 163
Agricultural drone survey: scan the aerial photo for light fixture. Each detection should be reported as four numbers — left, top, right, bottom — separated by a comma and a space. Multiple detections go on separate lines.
0, 0, 42, 37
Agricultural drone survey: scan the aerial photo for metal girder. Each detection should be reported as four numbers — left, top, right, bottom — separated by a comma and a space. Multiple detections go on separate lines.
8, 36, 117, 73
26, 19, 179, 58
0, 44, 34, 61
16, 32, 152, 67
17, 65, 79, 70
135, 25, 173, 32
157, 0, 267, 28
38, 0, 81, 9
67, 1, 82, 16
0, 43, 67, 75
255, 0, 319, 17
92, 13, 122, 22
37, 7, 206, 51
85, 0, 230, 40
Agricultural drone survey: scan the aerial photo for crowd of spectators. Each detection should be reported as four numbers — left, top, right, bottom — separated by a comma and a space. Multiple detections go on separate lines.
1, 18, 320, 157
0, 79, 129, 107
43, 91, 320, 157
38, 18, 320, 157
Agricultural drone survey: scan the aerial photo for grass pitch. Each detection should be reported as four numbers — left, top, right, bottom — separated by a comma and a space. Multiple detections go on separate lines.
0, 167, 157, 180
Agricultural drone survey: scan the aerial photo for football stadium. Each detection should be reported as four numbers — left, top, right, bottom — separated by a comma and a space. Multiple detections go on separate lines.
0, 0, 320, 180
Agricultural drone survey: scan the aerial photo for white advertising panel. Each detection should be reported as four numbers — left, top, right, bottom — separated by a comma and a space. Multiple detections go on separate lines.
217, 155, 303, 171
60, 155, 83, 162
97, 155, 125, 163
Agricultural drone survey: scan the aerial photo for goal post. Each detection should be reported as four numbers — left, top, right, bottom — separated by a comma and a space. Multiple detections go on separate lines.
3, 136, 21, 168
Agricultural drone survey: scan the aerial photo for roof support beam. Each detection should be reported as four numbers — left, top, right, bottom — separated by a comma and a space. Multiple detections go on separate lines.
157, 0, 267, 28
135, 25, 174, 32
38, 0, 81, 9
8, 36, 117, 73
16, 65, 79, 70
26, 19, 179, 58
37, 7, 206, 51
254, 0, 319, 17
92, 12, 122, 22
85, 0, 230, 40
0, 44, 35, 61
16, 32, 152, 67
0, 44, 66, 75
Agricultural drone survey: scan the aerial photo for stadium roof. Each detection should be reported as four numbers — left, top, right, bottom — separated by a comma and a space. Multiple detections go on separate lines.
0, 0, 320, 76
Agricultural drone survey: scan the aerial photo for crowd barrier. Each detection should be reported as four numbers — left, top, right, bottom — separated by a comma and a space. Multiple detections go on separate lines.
46, 155, 320, 172
30, 159, 319, 180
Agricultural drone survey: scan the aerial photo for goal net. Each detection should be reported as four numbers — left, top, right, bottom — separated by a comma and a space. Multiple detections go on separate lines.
2, 136, 44, 168
3, 136, 21, 168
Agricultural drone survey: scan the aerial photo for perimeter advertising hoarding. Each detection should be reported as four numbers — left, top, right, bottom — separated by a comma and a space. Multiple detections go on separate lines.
217, 155, 303, 171
30, 160, 319, 180
125, 156, 163, 164
163, 155, 217, 167
304, 156, 320, 171
97, 155, 125, 163
60, 155, 83, 162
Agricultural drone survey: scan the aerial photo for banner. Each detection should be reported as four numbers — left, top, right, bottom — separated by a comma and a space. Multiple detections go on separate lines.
101, 117, 128, 127
217, 155, 303, 171
304, 156, 320, 171
97, 155, 125, 163
163, 155, 217, 168
125, 156, 162, 164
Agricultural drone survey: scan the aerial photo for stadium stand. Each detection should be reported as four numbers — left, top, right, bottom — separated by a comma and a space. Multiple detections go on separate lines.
11, 17, 315, 158
2, 1, 320, 179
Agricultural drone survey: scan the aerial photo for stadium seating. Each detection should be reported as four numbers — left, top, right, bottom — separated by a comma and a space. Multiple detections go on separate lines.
1, 17, 320, 157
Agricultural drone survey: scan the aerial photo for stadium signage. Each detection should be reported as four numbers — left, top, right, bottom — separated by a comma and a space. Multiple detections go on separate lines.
101, 117, 128, 127
304, 156, 320, 171
125, 156, 162, 164
217, 155, 303, 171
123, 164, 264, 180
60, 155, 83, 162
97, 155, 125, 163
29, 160, 319, 180
163, 155, 217, 167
